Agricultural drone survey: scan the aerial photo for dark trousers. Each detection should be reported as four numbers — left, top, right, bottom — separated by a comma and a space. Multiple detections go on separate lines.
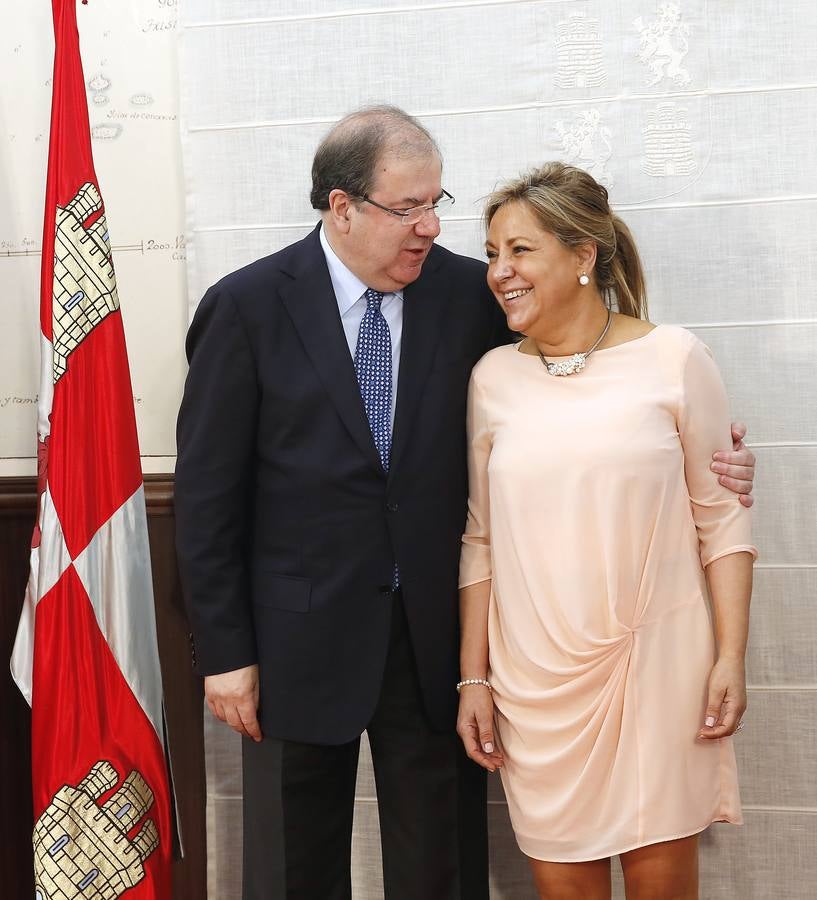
242, 593, 488, 900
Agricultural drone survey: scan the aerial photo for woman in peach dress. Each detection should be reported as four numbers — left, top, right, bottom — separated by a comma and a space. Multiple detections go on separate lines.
457, 164, 756, 900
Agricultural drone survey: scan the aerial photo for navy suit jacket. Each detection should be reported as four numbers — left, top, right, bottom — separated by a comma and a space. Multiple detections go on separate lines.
175, 224, 510, 744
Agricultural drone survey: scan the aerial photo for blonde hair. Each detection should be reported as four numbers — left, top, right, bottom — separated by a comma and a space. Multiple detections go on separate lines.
484, 163, 647, 319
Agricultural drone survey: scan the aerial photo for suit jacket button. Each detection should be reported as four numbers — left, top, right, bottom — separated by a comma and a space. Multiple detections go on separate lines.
386, 502, 398, 512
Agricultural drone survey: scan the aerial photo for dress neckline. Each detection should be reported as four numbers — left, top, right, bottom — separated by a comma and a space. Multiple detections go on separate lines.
514, 324, 662, 361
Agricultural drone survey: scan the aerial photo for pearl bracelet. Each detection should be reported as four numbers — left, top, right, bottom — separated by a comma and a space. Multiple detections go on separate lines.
456, 678, 492, 692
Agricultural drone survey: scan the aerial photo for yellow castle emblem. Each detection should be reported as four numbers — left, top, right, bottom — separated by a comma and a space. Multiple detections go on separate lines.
34, 760, 159, 899
52, 182, 120, 383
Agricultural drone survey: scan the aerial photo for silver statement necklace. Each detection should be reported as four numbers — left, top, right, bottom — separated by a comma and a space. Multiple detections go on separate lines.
536, 309, 612, 376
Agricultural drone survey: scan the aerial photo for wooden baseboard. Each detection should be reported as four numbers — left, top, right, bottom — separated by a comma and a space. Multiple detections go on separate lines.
0, 474, 177, 513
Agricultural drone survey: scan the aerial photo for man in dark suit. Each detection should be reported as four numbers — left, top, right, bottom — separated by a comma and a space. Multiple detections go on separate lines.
175, 106, 756, 899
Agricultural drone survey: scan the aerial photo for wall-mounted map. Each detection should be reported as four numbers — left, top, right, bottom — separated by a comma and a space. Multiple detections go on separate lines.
1, 0, 186, 475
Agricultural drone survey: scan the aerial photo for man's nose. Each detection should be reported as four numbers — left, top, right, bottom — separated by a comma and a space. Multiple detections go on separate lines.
414, 209, 441, 238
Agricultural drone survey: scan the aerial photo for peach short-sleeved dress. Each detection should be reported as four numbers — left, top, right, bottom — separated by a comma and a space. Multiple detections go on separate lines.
459, 325, 756, 863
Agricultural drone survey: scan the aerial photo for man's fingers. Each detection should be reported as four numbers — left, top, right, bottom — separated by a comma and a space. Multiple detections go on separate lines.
205, 684, 255, 709
224, 704, 252, 739
712, 446, 755, 500
713, 448, 755, 468
710, 462, 754, 482
237, 702, 263, 742
208, 695, 261, 740
209, 699, 227, 724
717, 474, 753, 495
729, 421, 747, 444
204, 666, 259, 710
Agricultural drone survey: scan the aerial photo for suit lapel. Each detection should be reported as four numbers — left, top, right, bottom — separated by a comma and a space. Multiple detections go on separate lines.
389, 251, 448, 479
279, 228, 384, 475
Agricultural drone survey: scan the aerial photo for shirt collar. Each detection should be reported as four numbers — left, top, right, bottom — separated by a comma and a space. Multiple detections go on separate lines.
319, 223, 403, 313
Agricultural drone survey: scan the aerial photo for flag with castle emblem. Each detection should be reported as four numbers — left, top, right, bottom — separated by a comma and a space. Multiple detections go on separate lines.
10, 2, 172, 897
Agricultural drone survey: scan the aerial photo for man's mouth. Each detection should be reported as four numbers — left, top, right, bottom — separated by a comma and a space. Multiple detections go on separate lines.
402, 247, 430, 263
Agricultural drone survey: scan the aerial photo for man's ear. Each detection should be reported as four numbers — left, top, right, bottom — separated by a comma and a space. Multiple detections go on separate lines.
327, 189, 354, 235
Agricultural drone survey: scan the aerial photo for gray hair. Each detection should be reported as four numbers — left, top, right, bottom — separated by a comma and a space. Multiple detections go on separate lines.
310, 105, 441, 210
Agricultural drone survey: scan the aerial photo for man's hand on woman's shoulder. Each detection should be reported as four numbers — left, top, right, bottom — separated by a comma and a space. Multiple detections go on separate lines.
711, 422, 756, 508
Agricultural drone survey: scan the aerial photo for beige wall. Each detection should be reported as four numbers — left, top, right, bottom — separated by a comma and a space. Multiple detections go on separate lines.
3, 0, 815, 896
180, 2, 817, 897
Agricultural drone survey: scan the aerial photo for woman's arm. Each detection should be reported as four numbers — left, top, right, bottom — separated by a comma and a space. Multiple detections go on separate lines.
457, 371, 503, 770
460, 581, 491, 680
676, 332, 757, 740
698, 551, 754, 739
457, 581, 503, 771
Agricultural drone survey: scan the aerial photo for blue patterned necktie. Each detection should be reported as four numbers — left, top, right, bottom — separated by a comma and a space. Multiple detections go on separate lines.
354, 289, 392, 472
354, 289, 399, 588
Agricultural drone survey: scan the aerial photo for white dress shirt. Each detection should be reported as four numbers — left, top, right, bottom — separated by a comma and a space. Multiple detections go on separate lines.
319, 224, 403, 429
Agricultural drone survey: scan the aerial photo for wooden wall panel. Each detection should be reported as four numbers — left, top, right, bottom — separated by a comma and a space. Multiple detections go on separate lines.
0, 475, 207, 899
0, 479, 35, 898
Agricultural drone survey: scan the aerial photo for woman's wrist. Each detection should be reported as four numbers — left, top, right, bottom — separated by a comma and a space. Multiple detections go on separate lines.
456, 678, 492, 692
716, 650, 746, 664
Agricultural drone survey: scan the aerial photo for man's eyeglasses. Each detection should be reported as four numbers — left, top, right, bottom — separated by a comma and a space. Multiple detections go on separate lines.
357, 189, 455, 226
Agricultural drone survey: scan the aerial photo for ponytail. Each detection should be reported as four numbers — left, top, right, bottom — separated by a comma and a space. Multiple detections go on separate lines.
607, 215, 647, 320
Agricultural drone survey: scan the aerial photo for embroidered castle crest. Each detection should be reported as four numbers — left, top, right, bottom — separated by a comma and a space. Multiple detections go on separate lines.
52, 182, 120, 382
642, 102, 697, 176
34, 761, 159, 899
555, 13, 606, 89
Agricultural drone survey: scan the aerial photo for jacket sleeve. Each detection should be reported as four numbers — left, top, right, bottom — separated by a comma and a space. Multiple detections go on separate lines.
175, 283, 260, 675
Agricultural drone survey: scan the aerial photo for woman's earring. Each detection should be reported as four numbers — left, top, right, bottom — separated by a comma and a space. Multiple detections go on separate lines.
578, 272, 590, 286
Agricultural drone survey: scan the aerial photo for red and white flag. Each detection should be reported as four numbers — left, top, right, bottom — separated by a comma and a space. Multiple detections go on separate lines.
10, 2, 173, 897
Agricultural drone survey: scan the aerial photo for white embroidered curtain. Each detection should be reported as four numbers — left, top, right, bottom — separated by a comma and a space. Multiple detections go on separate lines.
178, 2, 817, 897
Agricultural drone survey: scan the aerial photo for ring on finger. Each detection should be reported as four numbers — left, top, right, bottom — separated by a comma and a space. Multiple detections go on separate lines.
735, 721, 745, 733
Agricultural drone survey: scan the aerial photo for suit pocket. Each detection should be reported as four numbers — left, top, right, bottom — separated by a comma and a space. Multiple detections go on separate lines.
253, 572, 311, 613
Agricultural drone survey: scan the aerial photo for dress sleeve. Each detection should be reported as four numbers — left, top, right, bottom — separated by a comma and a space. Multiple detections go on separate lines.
677, 334, 758, 567
459, 371, 494, 588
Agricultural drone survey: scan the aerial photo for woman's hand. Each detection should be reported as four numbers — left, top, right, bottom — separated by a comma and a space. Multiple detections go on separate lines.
698, 656, 747, 740
456, 684, 504, 772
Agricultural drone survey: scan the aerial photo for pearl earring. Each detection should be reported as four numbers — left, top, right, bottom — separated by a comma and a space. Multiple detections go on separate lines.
578, 273, 590, 286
